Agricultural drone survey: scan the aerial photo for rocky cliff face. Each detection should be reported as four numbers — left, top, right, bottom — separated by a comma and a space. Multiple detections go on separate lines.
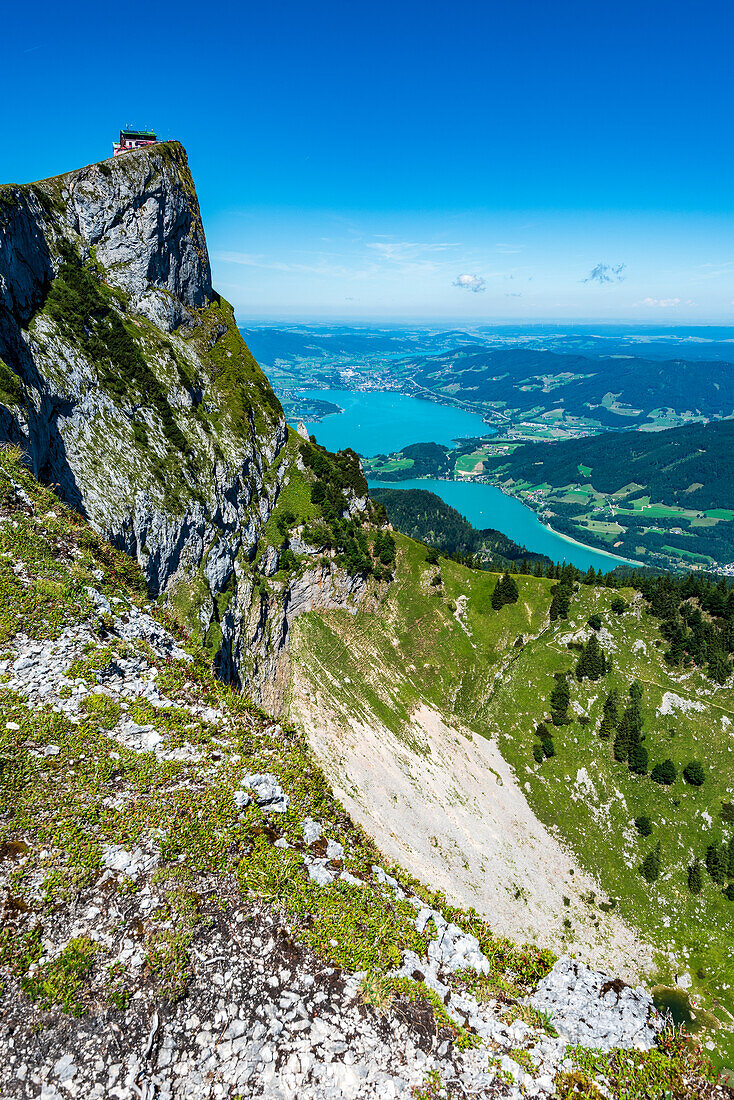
0, 144, 370, 703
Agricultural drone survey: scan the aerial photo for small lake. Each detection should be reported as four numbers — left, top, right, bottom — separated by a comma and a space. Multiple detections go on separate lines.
290, 388, 637, 572
368, 478, 640, 572
296, 389, 491, 454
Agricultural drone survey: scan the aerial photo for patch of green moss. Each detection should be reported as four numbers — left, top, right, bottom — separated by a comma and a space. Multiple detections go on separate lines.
0, 357, 24, 407
21, 936, 99, 1017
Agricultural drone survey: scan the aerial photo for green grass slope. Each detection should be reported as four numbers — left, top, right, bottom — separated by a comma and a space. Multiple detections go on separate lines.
289, 536, 734, 1067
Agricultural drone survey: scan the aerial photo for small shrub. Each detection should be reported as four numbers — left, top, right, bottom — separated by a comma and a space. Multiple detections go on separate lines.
651, 760, 677, 786
634, 815, 652, 837
359, 970, 394, 1014
611, 597, 627, 615
683, 761, 705, 786
533, 744, 544, 764
587, 613, 602, 631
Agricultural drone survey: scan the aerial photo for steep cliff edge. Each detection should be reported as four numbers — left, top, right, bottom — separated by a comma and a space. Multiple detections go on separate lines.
0, 144, 376, 706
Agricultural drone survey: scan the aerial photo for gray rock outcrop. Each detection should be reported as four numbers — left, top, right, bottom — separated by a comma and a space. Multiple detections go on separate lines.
530, 956, 663, 1050
0, 144, 369, 703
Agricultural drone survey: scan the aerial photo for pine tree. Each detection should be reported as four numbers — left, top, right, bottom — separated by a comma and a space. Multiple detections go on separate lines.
687, 861, 703, 894
727, 841, 734, 880
706, 842, 725, 884
651, 760, 677, 785
599, 691, 619, 739
532, 744, 544, 764
708, 647, 732, 685
491, 580, 504, 610
550, 674, 571, 726
640, 843, 661, 883
576, 634, 607, 681
634, 815, 652, 836
683, 761, 705, 787
541, 736, 556, 758
628, 737, 649, 775
503, 573, 519, 603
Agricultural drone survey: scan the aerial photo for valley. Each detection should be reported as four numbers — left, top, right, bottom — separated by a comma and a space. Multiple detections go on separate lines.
262, 329, 734, 573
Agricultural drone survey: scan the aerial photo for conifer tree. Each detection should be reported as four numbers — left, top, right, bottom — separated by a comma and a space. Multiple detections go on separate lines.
491, 580, 504, 610
503, 572, 519, 603
726, 840, 734, 880
575, 634, 607, 681
651, 759, 677, 785
640, 843, 661, 883
628, 736, 649, 775
550, 673, 571, 726
598, 695, 620, 739
599, 691, 619, 739
541, 736, 556, 758
683, 761, 705, 787
706, 842, 725, 884
687, 860, 703, 894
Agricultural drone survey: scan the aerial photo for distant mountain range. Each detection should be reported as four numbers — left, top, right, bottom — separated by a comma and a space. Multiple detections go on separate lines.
241, 326, 485, 365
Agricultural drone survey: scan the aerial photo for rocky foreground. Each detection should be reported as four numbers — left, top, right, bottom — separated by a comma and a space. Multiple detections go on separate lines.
0, 449, 729, 1098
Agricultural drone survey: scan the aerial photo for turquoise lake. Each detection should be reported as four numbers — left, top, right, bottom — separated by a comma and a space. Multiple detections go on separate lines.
368, 478, 639, 572
298, 389, 490, 454
294, 389, 638, 572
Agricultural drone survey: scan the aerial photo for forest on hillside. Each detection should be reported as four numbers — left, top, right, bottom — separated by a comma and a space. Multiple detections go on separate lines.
408, 347, 734, 426
370, 486, 550, 566
483, 418, 734, 513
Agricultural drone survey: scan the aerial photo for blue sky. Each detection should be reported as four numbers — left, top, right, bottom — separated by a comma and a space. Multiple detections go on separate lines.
4, 0, 734, 321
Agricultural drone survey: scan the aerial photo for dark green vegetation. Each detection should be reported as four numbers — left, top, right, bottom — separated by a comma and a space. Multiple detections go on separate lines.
491, 571, 519, 610
407, 346, 734, 429
370, 486, 550, 568
484, 418, 734, 513
642, 572, 734, 683
366, 441, 452, 480
299, 438, 394, 578
45, 241, 188, 456
481, 418, 734, 571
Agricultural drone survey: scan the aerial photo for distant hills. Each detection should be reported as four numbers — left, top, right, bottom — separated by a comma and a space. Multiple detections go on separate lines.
406, 347, 734, 428
484, 418, 734, 512
482, 418, 734, 569
241, 326, 484, 366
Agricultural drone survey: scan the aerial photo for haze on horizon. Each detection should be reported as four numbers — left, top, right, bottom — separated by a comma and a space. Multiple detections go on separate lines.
4, 0, 734, 324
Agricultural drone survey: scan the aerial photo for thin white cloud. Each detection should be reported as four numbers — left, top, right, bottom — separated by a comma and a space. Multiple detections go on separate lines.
453, 274, 486, 293
638, 297, 681, 307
